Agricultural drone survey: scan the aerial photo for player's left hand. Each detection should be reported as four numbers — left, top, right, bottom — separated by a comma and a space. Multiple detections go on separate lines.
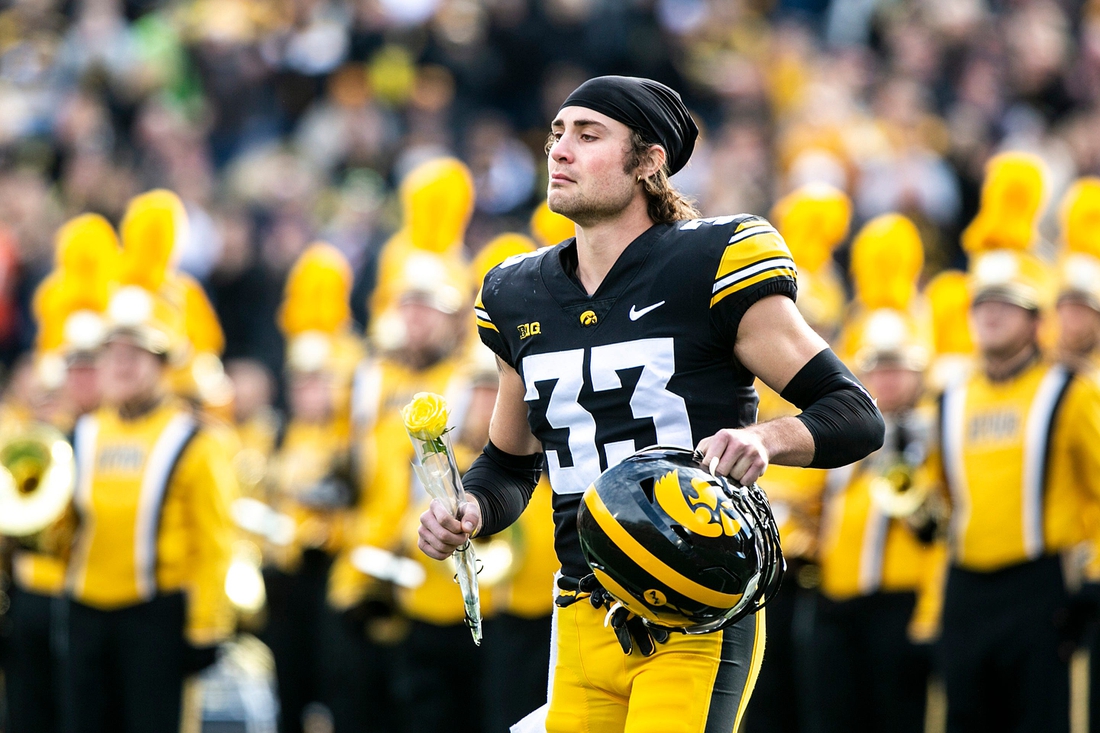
695, 429, 769, 486
606, 604, 671, 657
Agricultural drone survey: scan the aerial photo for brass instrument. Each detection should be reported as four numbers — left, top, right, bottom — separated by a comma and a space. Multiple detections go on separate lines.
869, 415, 945, 541
871, 466, 945, 544
225, 539, 267, 618
0, 423, 76, 552
869, 461, 928, 518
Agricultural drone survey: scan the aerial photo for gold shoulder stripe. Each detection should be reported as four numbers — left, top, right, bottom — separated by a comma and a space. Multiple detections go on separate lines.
583, 489, 744, 609
733, 218, 770, 233
710, 265, 797, 308
475, 317, 498, 332
715, 229, 791, 281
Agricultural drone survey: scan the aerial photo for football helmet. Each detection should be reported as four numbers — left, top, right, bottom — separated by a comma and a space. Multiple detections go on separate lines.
577, 446, 784, 634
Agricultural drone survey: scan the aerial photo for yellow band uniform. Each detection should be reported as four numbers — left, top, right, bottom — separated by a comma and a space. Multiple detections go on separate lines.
938, 360, 1100, 572
329, 355, 486, 623
267, 420, 353, 571
67, 398, 237, 646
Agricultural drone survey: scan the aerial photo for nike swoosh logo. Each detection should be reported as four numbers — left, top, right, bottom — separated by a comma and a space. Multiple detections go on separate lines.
629, 301, 666, 321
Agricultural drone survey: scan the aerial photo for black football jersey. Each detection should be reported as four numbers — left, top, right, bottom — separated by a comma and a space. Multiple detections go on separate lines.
475, 214, 798, 577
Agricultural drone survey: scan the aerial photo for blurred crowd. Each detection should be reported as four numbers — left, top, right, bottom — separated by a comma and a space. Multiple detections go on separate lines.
0, 0, 1096, 374
2, 1, 1100, 733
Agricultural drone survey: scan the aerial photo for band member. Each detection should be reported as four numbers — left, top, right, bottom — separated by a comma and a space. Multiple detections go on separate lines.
225, 358, 280, 500
330, 251, 479, 733
419, 75, 884, 732
1, 213, 118, 733
1053, 177, 1100, 733
64, 281, 236, 733
114, 189, 232, 418
812, 214, 945, 733
266, 244, 360, 733
368, 157, 475, 323
1054, 177, 1100, 373
934, 153, 1100, 733
743, 182, 851, 733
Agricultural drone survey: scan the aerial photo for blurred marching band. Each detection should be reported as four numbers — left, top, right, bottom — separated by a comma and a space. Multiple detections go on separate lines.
3, 148, 1100, 733
0, 162, 566, 733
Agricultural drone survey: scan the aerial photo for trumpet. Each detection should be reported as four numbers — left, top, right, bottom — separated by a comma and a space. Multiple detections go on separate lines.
0, 422, 76, 553
869, 415, 944, 542
869, 461, 928, 518
870, 457, 945, 544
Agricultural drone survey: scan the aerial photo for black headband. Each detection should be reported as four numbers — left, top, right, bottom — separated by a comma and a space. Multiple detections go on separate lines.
559, 75, 699, 176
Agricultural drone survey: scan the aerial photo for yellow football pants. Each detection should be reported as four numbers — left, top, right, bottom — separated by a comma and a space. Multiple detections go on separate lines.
545, 602, 766, 733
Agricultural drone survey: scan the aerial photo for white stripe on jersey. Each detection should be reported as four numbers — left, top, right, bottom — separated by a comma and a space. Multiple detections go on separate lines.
712, 256, 796, 294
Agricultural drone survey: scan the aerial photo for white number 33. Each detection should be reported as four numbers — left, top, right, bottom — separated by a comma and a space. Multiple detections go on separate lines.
521, 338, 693, 495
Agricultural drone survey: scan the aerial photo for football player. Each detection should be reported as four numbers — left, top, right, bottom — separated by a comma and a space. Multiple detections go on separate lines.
418, 75, 885, 732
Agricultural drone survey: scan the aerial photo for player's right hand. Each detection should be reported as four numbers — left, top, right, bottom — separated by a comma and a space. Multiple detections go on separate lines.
695, 428, 770, 487
418, 497, 482, 560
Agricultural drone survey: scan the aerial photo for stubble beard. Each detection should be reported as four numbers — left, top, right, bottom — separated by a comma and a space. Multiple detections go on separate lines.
547, 178, 636, 228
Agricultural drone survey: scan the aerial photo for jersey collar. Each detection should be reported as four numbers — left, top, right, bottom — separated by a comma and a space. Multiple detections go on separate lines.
541, 223, 670, 311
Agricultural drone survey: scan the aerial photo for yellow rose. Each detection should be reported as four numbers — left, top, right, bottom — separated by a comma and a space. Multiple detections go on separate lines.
402, 392, 450, 442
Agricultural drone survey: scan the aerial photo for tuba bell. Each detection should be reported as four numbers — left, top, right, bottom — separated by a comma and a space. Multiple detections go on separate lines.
0, 422, 77, 553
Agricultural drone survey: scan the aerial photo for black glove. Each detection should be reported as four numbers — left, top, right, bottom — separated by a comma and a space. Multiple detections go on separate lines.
182, 643, 220, 675
606, 604, 671, 657
555, 574, 671, 657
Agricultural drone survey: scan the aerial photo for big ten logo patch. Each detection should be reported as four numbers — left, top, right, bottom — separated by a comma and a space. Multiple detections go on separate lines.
518, 322, 541, 340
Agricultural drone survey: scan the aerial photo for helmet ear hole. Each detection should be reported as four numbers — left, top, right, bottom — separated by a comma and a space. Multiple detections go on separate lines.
638, 476, 656, 502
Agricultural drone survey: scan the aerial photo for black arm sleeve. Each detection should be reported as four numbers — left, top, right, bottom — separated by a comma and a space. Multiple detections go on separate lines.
463, 440, 544, 537
780, 349, 885, 469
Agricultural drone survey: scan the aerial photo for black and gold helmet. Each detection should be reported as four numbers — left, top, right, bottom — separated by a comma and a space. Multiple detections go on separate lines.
577, 446, 784, 633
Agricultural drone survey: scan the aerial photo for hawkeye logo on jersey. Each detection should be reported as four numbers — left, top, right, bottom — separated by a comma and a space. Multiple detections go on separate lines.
655, 469, 741, 538
580, 310, 598, 326
518, 322, 541, 340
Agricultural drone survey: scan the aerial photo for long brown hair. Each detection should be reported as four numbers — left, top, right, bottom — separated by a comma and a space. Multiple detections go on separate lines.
626, 129, 701, 224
